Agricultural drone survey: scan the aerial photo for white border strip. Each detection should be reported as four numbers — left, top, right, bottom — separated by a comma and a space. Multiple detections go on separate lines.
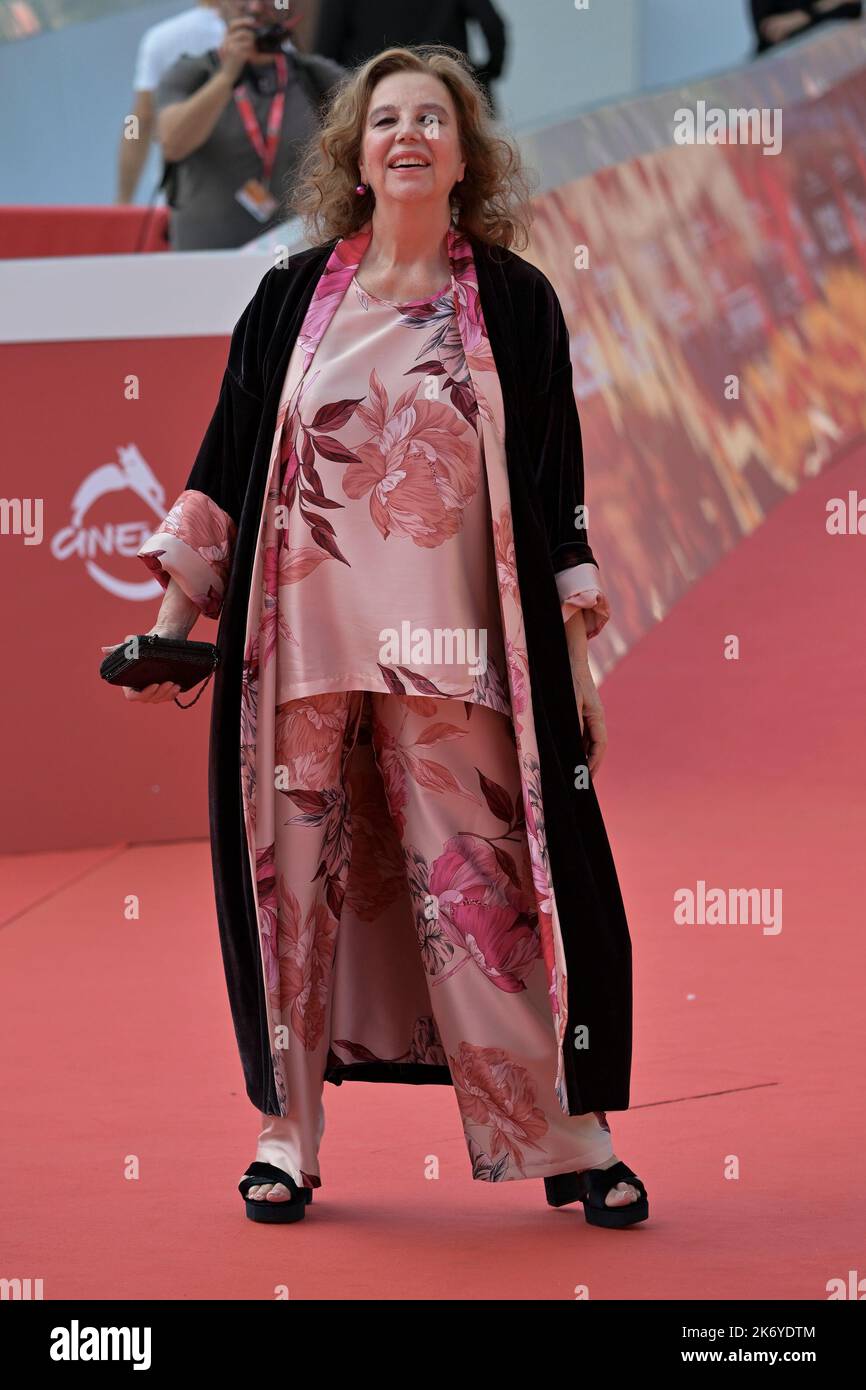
0, 247, 280, 345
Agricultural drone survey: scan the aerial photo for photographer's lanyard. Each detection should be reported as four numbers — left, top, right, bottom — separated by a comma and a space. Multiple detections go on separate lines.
233, 53, 288, 193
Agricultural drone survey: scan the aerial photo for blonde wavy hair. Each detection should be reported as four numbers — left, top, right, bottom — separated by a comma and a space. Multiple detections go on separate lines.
289, 45, 536, 251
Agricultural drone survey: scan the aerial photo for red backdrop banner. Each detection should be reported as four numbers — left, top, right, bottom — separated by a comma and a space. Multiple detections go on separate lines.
3, 338, 228, 852
524, 69, 866, 676
0, 206, 169, 259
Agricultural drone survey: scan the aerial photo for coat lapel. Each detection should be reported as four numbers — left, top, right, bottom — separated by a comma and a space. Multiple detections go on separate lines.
451, 229, 572, 1110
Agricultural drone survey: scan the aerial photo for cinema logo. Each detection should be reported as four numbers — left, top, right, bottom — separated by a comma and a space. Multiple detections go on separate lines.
50, 444, 167, 601
379, 623, 488, 676
673, 100, 782, 156
674, 880, 782, 935
49, 1320, 151, 1370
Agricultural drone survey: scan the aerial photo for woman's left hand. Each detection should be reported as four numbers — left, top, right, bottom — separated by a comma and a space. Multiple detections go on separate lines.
564, 609, 607, 778
573, 666, 608, 779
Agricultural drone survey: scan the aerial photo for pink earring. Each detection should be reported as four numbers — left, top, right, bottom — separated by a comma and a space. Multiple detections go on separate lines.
355, 181, 367, 195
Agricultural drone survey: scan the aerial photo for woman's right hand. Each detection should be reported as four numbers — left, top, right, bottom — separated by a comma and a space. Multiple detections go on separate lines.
101, 625, 187, 704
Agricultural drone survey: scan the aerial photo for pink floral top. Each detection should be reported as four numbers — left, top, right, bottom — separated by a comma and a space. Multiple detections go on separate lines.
258, 268, 513, 712
135, 237, 612, 705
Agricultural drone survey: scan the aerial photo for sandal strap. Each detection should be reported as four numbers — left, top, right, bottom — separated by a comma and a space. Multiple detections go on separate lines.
578, 1161, 647, 1207
238, 1161, 304, 1199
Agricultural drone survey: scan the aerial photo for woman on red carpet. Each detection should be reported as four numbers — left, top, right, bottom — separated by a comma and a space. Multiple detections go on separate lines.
111, 44, 647, 1228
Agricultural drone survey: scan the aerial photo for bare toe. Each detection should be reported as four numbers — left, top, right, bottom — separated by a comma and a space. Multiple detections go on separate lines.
244, 1178, 295, 1203
605, 1181, 639, 1207
265, 1183, 292, 1203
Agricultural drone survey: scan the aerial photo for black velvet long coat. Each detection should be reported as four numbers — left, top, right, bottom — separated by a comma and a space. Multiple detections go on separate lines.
185, 229, 633, 1117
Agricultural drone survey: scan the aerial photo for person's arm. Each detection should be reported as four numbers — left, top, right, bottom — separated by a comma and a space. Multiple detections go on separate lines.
564, 605, 591, 668
116, 89, 156, 203
117, 30, 161, 204
156, 19, 253, 163
751, 0, 812, 44
563, 605, 607, 775
312, 0, 351, 65
526, 274, 610, 772
110, 264, 278, 703
157, 69, 235, 163
527, 275, 610, 642
150, 576, 202, 637
101, 576, 203, 702
135, 268, 276, 619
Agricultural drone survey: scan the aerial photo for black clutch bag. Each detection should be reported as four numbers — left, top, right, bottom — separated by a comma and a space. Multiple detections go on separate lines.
99, 634, 219, 707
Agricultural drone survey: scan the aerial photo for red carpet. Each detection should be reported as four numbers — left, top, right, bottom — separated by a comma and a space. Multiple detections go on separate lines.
2, 444, 864, 1300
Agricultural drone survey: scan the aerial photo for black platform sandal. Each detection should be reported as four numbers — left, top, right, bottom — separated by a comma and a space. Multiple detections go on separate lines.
238, 1162, 314, 1224
544, 1161, 648, 1228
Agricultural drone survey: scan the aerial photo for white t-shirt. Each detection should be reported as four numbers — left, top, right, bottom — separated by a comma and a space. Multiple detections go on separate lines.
132, 5, 228, 92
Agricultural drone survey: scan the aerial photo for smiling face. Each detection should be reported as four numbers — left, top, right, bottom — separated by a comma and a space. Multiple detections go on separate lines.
358, 70, 466, 213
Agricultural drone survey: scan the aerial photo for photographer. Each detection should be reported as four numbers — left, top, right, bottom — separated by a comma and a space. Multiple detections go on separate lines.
155, 0, 344, 250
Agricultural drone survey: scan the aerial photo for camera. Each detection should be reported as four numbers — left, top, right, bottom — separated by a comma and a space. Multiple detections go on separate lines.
254, 21, 289, 52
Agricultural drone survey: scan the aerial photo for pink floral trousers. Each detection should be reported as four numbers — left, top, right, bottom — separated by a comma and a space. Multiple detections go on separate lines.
254, 689, 615, 1189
